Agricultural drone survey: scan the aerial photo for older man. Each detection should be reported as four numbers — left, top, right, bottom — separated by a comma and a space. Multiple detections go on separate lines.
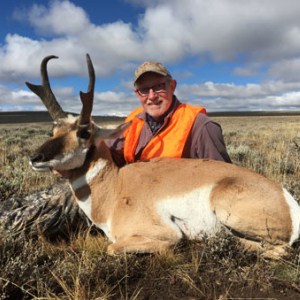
108, 61, 231, 167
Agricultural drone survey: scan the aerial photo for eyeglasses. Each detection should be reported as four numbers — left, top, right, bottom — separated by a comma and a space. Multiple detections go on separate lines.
135, 81, 168, 96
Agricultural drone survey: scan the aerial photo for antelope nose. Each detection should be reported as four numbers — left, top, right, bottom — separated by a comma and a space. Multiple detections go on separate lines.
30, 153, 45, 163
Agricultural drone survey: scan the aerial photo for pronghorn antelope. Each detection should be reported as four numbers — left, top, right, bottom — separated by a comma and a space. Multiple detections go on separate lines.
27, 54, 300, 258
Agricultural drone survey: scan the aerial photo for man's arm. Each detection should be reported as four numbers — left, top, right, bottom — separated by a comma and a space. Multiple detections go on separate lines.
105, 137, 127, 167
184, 113, 232, 163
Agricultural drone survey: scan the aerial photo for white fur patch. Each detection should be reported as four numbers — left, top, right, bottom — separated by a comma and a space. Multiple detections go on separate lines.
70, 160, 107, 227
75, 194, 115, 243
50, 147, 89, 170
76, 195, 92, 220
71, 160, 107, 190
96, 220, 115, 243
156, 185, 220, 239
283, 188, 300, 244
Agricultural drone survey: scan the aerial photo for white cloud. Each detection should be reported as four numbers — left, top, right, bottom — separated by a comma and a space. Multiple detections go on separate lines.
2, 79, 299, 114
2, 0, 300, 80
18, 1, 90, 36
176, 81, 300, 111
178, 81, 300, 99
268, 58, 300, 82
1, 0, 300, 113
94, 91, 138, 116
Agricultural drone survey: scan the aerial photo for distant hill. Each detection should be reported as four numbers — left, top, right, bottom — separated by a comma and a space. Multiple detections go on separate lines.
0, 111, 125, 124
0, 110, 300, 124
207, 111, 300, 117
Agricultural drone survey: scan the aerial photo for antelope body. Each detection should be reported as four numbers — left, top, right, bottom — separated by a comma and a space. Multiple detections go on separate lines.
27, 55, 300, 257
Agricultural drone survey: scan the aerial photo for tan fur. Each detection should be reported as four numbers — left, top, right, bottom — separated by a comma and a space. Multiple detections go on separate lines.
210, 176, 292, 244
30, 117, 300, 258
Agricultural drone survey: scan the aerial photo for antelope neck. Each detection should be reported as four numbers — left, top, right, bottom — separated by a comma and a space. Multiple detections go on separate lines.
70, 159, 108, 192
69, 145, 108, 194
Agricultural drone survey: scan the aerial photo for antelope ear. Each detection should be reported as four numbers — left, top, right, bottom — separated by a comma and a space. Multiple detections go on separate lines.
95, 121, 132, 140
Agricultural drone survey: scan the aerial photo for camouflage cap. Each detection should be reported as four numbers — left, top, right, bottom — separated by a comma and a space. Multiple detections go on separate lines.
134, 61, 171, 83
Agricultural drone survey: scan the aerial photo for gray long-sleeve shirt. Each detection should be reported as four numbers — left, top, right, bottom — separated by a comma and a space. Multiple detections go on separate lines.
106, 97, 231, 167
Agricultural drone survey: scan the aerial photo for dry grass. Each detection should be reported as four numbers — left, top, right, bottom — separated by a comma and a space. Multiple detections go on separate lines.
0, 123, 56, 199
0, 115, 300, 299
221, 116, 300, 201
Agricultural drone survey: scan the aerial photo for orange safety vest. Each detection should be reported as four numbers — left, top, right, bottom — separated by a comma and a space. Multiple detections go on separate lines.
124, 104, 206, 163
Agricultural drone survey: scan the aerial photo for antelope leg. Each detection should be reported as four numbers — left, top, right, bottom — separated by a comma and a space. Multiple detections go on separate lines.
107, 235, 176, 255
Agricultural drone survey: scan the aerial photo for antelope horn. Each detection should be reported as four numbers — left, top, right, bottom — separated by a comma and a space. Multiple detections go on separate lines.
25, 55, 67, 120
79, 54, 95, 125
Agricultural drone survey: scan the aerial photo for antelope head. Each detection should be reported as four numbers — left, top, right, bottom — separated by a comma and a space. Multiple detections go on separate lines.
27, 54, 97, 172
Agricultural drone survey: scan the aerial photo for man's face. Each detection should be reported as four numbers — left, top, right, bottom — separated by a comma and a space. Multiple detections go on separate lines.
134, 72, 176, 120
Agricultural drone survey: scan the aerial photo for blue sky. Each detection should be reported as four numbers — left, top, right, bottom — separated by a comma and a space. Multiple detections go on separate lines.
1, 0, 300, 116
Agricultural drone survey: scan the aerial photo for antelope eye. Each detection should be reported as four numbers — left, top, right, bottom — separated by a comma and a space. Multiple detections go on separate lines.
52, 121, 60, 129
77, 129, 91, 139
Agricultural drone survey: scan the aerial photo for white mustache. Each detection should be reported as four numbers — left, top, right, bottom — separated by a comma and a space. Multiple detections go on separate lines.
146, 99, 163, 105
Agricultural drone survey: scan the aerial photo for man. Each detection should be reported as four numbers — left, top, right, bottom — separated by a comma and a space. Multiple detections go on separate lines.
107, 61, 231, 167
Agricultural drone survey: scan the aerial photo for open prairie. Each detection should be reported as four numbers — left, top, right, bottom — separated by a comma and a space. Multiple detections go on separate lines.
0, 114, 299, 299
